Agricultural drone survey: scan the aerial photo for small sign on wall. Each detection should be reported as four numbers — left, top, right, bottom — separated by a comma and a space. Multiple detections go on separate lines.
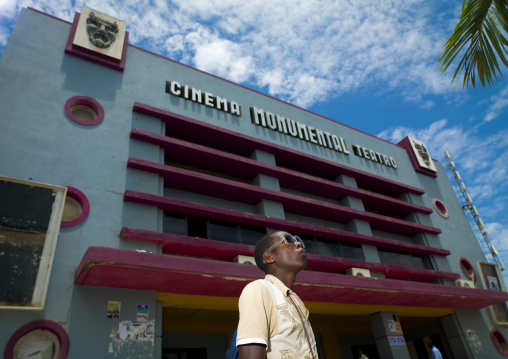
137, 304, 149, 322
107, 301, 121, 318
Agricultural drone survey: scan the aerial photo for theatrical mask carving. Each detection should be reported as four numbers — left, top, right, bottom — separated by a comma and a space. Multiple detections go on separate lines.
86, 12, 118, 48
413, 142, 431, 167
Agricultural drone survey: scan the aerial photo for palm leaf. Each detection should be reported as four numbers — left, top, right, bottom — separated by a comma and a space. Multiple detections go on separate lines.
439, 0, 508, 88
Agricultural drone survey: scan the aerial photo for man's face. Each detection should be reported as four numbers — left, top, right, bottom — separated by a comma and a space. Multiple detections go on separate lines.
270, 232, 307, 271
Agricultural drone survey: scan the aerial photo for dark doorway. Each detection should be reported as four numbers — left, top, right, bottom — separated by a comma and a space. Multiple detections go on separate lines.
430, 334, 448, 359
162, 348, 207, 359
351, 344, 380, 359
413, 338, 428, 358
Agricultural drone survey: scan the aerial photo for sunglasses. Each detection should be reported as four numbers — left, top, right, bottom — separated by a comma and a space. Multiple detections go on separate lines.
263, 233, 305, 263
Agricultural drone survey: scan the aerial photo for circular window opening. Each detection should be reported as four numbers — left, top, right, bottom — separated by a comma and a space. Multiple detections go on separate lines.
62, 196, 83, 222
70, 105, 98, 122
64, 96, 104, 126
13, 329, 60, 359
61, 187, 90, 227
459, 257, 476, 280
4, 320, 69, 359
433, 199, 449, 218
491, 328, 508, 356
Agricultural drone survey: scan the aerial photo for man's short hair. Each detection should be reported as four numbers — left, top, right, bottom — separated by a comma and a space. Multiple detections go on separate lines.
254, 232, 281, 272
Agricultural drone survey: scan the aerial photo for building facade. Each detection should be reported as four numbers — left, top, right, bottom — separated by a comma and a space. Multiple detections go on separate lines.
1, 7, 508, 359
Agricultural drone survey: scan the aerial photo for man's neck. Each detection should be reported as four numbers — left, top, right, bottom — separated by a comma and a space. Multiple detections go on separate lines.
268, 269, 297, 290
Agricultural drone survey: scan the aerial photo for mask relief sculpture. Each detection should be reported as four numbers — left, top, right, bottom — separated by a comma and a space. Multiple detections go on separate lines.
86, 12, 118, 49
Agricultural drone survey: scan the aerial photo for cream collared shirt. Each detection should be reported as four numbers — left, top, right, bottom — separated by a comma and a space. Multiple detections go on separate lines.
237, 274, 318, 358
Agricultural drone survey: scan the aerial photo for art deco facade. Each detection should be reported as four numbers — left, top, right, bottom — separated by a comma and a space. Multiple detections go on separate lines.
1, 7, 508, 359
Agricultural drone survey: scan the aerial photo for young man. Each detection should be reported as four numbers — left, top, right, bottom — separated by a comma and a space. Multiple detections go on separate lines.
236, 231, 318, 358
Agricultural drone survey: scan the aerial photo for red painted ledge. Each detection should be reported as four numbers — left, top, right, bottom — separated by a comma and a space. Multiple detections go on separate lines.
124, 163, 440, 237
75, 246, 508, 309
130, 128, 433, 217
132, 102, 426, 197
123, 189, 446, 255
120, 227, 459, 283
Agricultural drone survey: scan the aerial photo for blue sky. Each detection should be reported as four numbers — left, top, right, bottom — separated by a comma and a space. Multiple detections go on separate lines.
1, 0, 508, 282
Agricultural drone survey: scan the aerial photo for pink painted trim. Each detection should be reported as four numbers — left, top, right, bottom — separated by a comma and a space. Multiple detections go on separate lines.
490, 328, 508, 356
4, 320, 70, 359
459, 257, 476, 280
64, 96, 105, 126
433, 199, 449, 218
133, 102, 426, 196
64, 13, 128, 72
127, 158, 440, 237
131, 128, 432, 217
123, 189, 449, 256
74, 246, 508, 309
61, 187, 90, 227
120, 227, 459, 282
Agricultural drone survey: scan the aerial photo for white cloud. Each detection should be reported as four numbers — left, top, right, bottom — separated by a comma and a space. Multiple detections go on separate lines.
192, 39, 254, 83
1, 0, 463, 108
484, 84, 508, 122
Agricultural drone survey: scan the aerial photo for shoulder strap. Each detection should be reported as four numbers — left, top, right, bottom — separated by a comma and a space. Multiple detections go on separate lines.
288, 295, 315, 359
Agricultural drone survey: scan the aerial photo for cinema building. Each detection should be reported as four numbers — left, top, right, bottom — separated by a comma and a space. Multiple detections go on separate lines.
2, 7, 508, 359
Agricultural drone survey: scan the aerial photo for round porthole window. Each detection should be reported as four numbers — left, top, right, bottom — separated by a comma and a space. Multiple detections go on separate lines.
433, 199, 449, 218
459, 257, 476, 280
64, 96, 104, 126
491, 328, 508, 356
61, 187, 90, 227
4, 320, 69, 359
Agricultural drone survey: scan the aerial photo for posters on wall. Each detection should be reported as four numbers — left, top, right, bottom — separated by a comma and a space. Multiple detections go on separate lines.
465, 329, 483, 359
388, 319, 402, 334
108, 320, 155, 354
108, 303, 153, 349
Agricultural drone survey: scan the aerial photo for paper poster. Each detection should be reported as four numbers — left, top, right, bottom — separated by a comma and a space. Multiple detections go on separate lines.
108, 320, 155, 354
465, 329, 484, 358
107, 301, 121, 318
388, 336, 406, 346
137, 304, 149, 322
112, 321, 154, 342
388, 320, 396, 332
488, 276, 500, 290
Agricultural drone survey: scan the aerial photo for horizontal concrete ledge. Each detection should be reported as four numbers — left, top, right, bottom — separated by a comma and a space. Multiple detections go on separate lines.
120, 227, 458, 283
75, 246, 508, 309
122, 190, 448, 256
132, 102, 426, 197
130, 128, 432, 218
125, 161, 440, 237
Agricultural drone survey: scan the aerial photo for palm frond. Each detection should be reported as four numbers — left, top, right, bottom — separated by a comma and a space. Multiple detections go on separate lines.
439, 0, 508, 88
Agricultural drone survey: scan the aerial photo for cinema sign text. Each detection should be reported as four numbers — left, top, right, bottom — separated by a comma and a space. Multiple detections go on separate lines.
165, 80, 398, 169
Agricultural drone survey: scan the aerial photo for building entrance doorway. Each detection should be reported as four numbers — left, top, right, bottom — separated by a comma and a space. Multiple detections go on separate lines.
162, 347, 207, 359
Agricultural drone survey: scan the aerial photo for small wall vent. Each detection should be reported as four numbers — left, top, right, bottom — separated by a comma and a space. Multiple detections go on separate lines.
346, 267, 371, 277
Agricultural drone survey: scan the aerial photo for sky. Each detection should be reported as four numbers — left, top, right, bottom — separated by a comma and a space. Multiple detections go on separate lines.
1, 0, 508, 282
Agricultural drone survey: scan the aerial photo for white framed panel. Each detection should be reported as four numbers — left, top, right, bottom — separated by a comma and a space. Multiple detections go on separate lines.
0, 176, 66, 310
477, 261, 508, 325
